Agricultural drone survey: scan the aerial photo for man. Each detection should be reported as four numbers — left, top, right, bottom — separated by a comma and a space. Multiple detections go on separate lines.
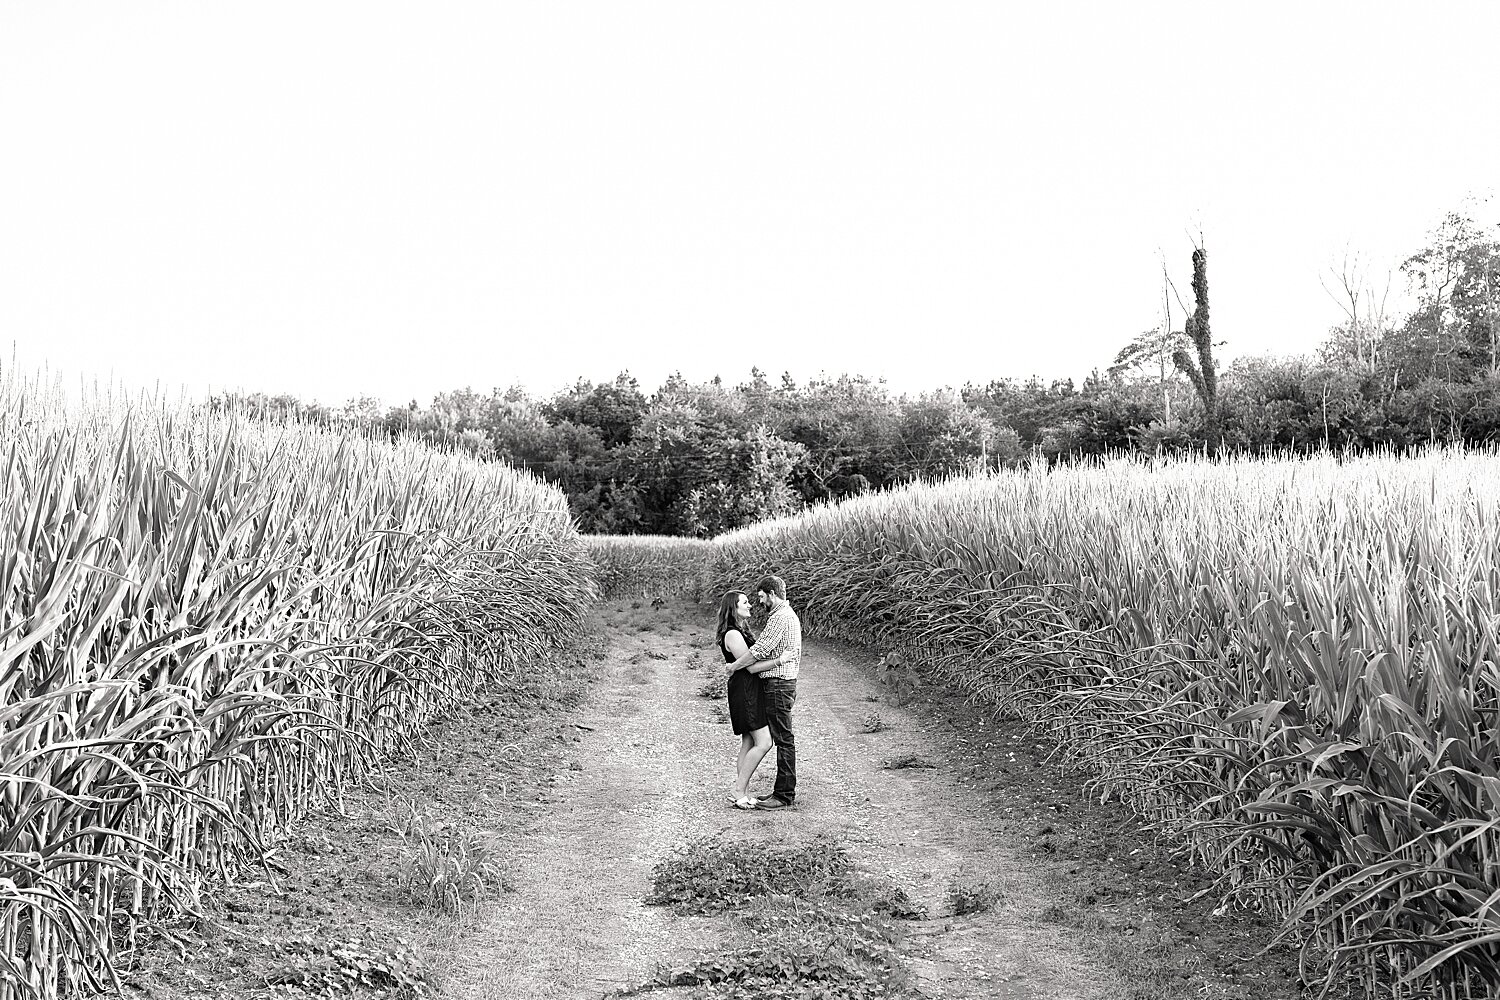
728, 574, 801, 810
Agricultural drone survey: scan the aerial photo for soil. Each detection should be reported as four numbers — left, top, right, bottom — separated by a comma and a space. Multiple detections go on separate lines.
120, 597, 1356, 1000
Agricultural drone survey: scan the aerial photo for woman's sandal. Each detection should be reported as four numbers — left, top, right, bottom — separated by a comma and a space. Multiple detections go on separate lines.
733, 796, 757, 810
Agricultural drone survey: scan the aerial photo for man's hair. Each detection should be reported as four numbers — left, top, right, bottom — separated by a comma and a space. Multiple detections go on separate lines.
755, 575, 786, 601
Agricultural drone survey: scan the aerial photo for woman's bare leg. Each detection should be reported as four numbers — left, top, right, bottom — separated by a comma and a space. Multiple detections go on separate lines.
737, 728, 773, 797
734, 734, 754, 798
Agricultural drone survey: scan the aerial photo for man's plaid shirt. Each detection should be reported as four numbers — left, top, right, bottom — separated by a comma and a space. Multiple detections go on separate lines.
749, 603, 801, 680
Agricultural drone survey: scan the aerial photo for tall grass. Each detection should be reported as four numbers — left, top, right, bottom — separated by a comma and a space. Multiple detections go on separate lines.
0, 370, 594, 999
712, 450, 1500, 997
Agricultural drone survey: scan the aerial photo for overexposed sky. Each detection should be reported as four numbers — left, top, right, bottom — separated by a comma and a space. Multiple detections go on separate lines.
2, 3, 1497, 406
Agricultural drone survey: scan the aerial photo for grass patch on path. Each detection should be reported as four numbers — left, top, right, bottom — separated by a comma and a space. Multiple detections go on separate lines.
622, 833, 924, 999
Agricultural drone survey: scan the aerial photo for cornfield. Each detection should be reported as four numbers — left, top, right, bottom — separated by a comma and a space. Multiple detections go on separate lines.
710, 451, 1500, 997
0, 371, 594, 999
585, 534, 717, 600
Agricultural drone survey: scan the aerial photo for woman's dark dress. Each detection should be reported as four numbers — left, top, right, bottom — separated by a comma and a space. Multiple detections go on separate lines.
722, 628, 768, 735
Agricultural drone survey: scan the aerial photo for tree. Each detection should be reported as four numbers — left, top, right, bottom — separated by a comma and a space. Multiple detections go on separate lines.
618, 402, 807, 536
963, 377, 1084, 450
1110, 325, 1187, 426
1114, 255, 1193, 427
542, 372, 648, 448
1320, 248, 1392, 376
1444, 213, 1500, 376
1398, 209, 1499, 384
1079, 371, 1169, 454
1218, 356, 1315, 451
426, 387, 489, 434
677, 425, 807, 537
892, 391, 995, 480
1170, 245, 1221, 452
772, 374, 901, 495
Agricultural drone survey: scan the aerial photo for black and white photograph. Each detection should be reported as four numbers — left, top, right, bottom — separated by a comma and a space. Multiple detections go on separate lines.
3, 3, 1500, 999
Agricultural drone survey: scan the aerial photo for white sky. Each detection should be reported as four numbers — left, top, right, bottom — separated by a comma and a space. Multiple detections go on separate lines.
3, 3, 1498, 407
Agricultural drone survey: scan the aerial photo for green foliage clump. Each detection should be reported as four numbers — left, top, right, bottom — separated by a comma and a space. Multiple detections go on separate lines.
393, 807, 510, 918
880, 754, 935, 770
262, 932, 430, 996
647, 901, 911, 1000
876, 652, 921, 706
646, 834, 853, 914
945, 877, 1004, 916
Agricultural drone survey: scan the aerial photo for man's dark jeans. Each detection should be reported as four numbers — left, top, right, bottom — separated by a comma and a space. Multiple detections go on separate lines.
764, 678, 797, 804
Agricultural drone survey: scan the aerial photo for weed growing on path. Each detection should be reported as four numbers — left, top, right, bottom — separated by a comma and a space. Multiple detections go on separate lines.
875, 652, 920, 707
860, 711, 887, 733
844, 873, 928, 921
708, 702, 729, 725
880, 754, 935, 770
646, 834, 853, 913
644, 902, 911, 1000
632, 834, 919, 999
394, 809, 511, 919
945, 877, 1003, 916
644, 650, 669, 660
698, 673, 728, 699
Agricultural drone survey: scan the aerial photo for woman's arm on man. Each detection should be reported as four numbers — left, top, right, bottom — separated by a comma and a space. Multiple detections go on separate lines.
728, 613, 788, 671
746, 652, 792, 674
723, 629, 780, 673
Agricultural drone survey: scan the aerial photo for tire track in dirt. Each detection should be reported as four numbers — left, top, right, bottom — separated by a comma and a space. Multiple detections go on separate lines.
443, 600, 728, 998
753, 641, 1125, 999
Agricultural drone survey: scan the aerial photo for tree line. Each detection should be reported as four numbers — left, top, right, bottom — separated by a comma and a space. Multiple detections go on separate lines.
213, 205, 1500, 536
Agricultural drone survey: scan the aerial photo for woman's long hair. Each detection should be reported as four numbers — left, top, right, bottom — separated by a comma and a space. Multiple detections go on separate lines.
716, 591, 755, 650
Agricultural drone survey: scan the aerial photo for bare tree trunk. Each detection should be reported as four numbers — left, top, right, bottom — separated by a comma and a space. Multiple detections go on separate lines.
1161, 263, 1174, 426
1321, 383, 1330, 450
1487, 251, 1497, 375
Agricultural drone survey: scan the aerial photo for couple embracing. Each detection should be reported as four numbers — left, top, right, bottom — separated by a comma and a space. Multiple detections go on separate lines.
715, 575, 801, 811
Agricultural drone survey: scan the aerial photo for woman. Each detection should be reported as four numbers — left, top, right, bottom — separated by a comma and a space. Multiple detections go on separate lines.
716, 590, 785, 810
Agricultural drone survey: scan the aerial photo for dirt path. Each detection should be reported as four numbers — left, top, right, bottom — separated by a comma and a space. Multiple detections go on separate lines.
443, 597, 1139, 1000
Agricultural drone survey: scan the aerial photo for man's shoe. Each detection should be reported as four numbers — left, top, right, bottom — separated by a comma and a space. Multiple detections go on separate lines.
755, 796, 792, 810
